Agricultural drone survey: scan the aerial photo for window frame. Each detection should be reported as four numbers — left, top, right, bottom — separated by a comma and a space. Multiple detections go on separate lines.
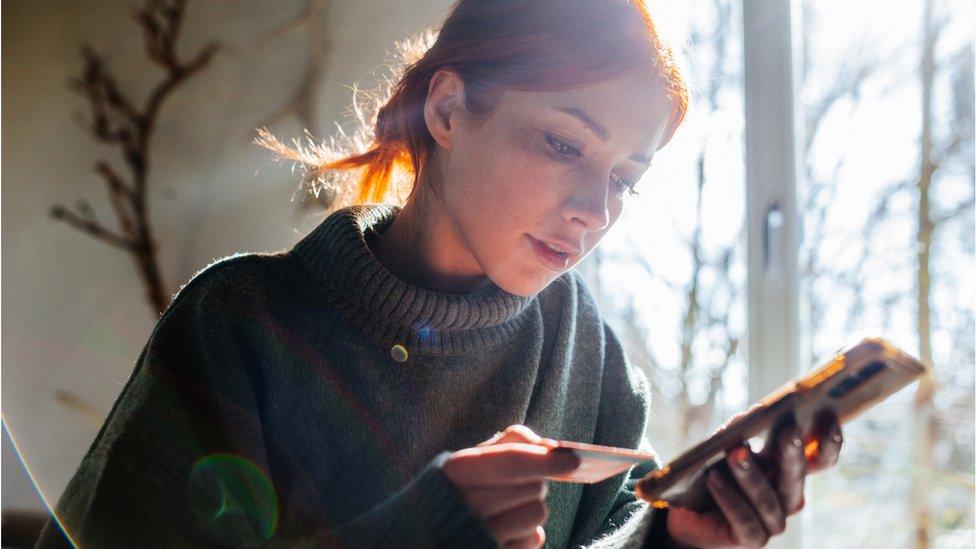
742, 0, 805, 547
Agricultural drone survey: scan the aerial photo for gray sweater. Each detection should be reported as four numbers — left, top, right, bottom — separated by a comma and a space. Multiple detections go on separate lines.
35, 203, 665, 548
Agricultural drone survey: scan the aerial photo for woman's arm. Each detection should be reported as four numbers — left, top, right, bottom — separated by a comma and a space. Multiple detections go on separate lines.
34, 258, 497, 549
35, 263, 277, 548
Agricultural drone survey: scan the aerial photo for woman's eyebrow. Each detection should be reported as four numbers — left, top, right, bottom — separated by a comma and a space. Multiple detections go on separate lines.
553, 106, 610, 141
551, 106, 651, 166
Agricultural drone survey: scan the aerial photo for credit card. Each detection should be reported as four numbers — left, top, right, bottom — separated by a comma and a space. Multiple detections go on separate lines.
540, 438, 657, 484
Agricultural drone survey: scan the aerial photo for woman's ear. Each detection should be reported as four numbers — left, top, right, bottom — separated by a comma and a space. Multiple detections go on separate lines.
423, 68, 465, 151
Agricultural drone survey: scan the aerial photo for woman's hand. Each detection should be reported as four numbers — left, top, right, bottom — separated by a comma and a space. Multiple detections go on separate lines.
443, 425, 578, 549
664, 411, 844, 548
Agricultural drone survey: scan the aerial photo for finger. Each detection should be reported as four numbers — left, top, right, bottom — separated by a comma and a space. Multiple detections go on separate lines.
499, 425, 543, 444
446, 443, 580, 487
715, 402, 763, 433
727, 446, 787, 537
478, 425, 544, 447
759, 413, 798, 461
477, 431, 506, 447
665, 506, 737, 548
706, 467, 770, 548
804, 410, 843, 473
484, 498, 548, 544
463, 480, 547, 518
670, 465, 717, 512
767, 416, 806, 515
502, 525, 545, 549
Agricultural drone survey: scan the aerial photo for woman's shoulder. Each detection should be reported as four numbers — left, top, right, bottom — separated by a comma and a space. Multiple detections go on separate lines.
163, 250, 301, 321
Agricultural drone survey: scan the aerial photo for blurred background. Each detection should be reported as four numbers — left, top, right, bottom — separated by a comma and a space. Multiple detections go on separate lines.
2, 0, 973, 547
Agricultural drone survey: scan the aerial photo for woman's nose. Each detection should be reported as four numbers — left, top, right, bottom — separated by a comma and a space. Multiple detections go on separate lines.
562, 177, 611, 231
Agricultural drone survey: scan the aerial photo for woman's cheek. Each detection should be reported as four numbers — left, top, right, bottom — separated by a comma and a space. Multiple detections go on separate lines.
505, 163, 566, 206
491, 144, 551, 193
498, 129, 576, 204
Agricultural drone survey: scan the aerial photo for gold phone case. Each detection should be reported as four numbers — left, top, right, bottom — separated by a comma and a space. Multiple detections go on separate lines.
634, 337, 927, 509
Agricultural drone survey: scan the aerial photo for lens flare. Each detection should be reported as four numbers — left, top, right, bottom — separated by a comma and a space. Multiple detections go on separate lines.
189, 454, 279, 544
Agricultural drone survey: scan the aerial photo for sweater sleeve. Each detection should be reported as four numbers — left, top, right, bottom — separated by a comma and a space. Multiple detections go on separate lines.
34, 261, 497, 549
567, 320, 670, 549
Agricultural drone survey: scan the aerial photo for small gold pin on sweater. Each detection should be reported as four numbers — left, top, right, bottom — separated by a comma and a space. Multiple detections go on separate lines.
390, 344, 409, 363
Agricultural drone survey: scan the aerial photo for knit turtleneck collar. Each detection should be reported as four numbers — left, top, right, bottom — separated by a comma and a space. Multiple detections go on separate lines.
291, 203, 537, 356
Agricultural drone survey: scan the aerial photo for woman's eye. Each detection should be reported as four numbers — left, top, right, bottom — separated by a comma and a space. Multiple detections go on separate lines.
543, 133, 640, 198
612, 173, 640, 197
545, 134, 581, 158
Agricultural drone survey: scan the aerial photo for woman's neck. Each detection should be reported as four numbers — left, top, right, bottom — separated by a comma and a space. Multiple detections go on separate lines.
367, 183, 495, 295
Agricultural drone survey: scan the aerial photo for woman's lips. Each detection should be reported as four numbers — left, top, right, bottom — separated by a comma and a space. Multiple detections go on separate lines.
527, 234, 571, 271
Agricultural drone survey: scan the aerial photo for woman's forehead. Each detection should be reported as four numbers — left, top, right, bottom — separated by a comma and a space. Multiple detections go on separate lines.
498, 73, 674, 152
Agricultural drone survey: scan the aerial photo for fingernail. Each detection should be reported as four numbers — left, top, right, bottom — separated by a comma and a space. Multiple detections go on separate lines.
733, 447, 751, 469
789, 424, 803, 445
540, 437, 559, 449
789, 427, 803, 449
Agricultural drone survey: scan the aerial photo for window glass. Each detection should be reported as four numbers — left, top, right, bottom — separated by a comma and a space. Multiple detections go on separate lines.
799, 0, 975, 546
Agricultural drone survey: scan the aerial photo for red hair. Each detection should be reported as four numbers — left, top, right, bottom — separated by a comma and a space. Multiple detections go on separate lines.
257, 0, 688, 208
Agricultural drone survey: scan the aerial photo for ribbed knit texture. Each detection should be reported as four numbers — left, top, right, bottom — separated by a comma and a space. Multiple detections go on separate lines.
35, 203, 665, 549
291, 203, 537, 356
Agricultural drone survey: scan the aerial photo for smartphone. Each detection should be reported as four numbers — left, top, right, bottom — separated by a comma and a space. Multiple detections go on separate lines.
634, 337, 927, 510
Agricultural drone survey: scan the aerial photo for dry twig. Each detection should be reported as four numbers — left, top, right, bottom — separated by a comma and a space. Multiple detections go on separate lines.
51, 0, 219, 315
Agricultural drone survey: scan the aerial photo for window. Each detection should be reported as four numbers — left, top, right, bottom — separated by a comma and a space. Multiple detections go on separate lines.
583, 0, 975, 546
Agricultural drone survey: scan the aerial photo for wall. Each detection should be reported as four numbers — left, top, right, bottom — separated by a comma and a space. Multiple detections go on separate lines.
1, 0, 452, 513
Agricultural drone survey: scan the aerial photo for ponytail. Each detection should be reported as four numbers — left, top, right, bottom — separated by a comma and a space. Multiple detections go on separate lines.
254, 30, 437, 210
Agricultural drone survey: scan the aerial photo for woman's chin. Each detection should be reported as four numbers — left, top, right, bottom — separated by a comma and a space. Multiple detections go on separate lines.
489, 269, 566, 297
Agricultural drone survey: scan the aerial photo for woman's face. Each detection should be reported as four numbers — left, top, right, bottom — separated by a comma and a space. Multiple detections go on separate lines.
429, 69, 676, 296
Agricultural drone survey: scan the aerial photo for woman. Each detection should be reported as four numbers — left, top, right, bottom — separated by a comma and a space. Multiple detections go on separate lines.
36, 0, 843, 547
